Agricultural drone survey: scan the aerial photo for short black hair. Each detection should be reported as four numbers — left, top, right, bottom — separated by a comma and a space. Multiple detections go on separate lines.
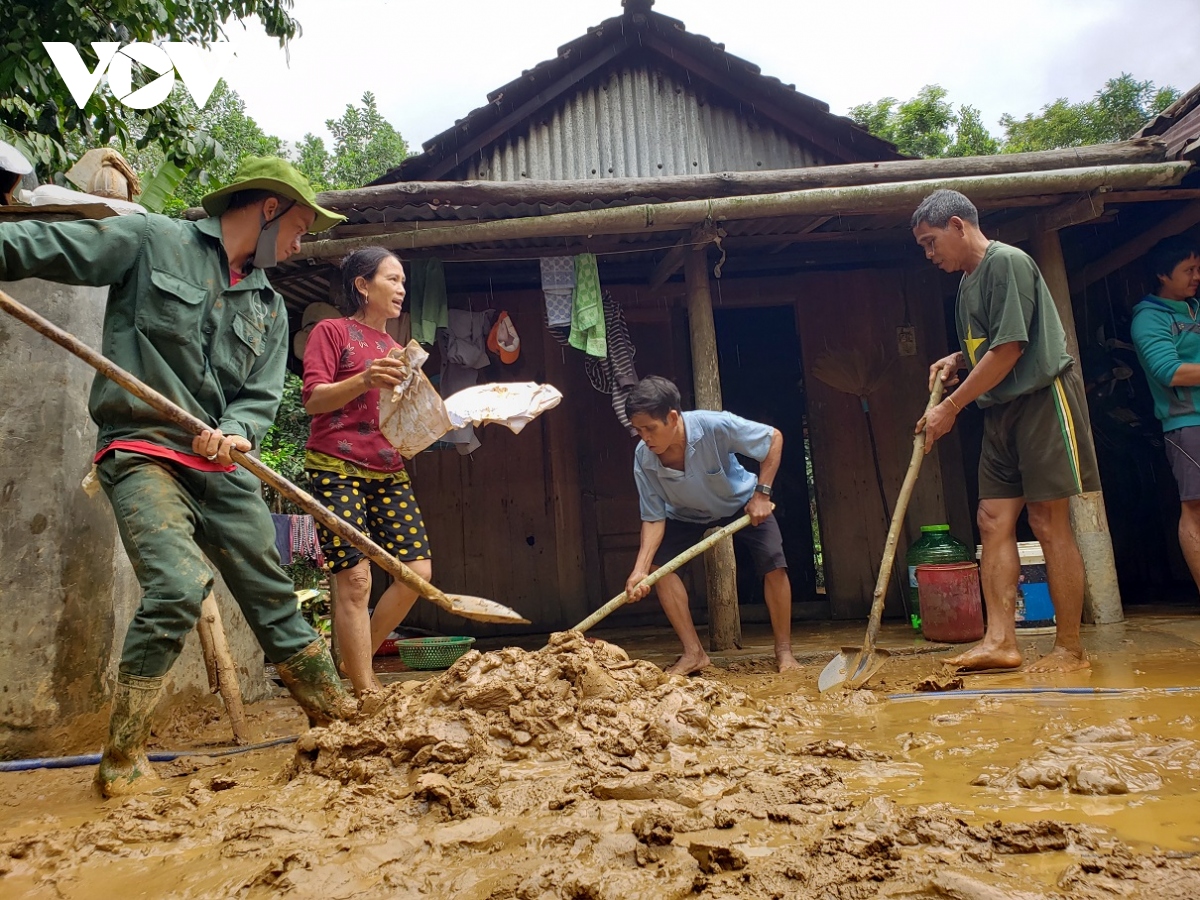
339, 246, 402, 314
1146, 235, 1200, 285
624, 376, 683, 422
911, 188, 980, 229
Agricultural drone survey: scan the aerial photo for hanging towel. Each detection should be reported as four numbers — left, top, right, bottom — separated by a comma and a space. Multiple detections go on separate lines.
540, 256, 574, 327
569, 253, 606, 358
408, 258, 448, 346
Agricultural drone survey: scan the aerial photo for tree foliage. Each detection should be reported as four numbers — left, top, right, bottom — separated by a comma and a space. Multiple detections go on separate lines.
1000, 74, 1179, 153
0, 0, 299, 180
851, 73, 1179, 159
296, 92, 409, 190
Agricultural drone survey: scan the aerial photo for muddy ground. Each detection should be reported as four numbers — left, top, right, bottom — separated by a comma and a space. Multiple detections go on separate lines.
2, 628, 1200, 899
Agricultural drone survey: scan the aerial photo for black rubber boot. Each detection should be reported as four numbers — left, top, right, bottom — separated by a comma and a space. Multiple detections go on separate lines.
274, 639, 357, 727
95, 673, 163, 798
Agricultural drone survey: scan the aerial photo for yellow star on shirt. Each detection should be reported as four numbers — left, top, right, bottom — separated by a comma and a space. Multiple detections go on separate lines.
964, 321, 987, 366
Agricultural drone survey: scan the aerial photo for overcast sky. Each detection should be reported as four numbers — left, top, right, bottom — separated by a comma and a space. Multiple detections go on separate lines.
217, 0, 1199, 152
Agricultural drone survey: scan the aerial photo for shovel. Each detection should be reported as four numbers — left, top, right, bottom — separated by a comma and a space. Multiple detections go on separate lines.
0, 288, 529, 626
571, 512, 757, 633
818, 378, 944, 692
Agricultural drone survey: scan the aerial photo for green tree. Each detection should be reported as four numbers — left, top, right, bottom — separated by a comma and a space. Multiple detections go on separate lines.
295, 92, 408, 190
946, 104, 1000, 157
851, 85, 964, 158
1000, 73, 1179, 152
0, 1, 299, 180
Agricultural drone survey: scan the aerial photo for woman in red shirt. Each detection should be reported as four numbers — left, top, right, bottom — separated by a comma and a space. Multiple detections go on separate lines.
302, 247, 431, 696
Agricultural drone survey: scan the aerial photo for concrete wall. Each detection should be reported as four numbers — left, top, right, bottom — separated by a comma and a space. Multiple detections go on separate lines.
0, 276, 272, 759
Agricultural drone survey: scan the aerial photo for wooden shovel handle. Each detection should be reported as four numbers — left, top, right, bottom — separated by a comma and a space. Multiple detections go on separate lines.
858, 378, 945, 657
573, 512, 756, 633
0, 287, 463, 615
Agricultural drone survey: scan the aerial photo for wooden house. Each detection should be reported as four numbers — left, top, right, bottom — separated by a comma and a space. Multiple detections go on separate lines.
269, 2, 1197, 639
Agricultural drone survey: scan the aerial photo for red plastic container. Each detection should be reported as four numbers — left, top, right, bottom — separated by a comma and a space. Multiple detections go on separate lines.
916, 562, 985, 643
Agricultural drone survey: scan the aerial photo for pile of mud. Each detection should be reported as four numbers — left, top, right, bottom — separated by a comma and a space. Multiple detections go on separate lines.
292, 631, 780, 786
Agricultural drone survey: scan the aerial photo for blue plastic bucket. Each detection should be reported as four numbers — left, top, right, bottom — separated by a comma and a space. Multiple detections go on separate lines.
976, 542, 1056, 629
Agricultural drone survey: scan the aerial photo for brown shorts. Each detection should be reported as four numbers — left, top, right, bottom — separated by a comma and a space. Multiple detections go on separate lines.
652, 513, 787, 578
978, 367, 1101, 503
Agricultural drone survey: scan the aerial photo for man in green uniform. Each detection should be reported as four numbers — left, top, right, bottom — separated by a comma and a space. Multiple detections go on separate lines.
911, 188, 1098, 674
0, 158, 355, 795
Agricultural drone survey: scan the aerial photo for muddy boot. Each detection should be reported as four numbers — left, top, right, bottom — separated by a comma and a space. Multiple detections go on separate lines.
95, 673, 163, 798
274, 639, 357, 727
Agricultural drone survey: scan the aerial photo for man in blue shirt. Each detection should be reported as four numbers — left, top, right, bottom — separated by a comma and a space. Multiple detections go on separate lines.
1131, 236, 1200, 595
623, 376, 799, 674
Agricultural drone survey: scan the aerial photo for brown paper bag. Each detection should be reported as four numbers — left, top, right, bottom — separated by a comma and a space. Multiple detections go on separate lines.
378, 340, 454, 458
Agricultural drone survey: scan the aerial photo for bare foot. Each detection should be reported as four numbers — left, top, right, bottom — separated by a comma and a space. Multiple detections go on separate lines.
945, 643, 1023, 672
665, 652, 711, 676
1024, 646, 1090, 674
776, 649, 802, 672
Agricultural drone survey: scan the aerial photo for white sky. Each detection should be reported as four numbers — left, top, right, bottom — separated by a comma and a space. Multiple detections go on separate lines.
216, 0, 1199, 153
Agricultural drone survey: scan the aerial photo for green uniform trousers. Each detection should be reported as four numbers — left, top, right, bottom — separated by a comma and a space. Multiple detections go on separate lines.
98, 451, 318, 678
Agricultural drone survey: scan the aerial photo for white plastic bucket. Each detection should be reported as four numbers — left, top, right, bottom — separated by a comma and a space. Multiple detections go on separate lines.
975, 541, 1056, 629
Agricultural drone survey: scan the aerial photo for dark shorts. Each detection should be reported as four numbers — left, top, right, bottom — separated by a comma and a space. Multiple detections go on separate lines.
306, 468, 431, 573
652, 513, 788, 579
978, 367, 1102, 503
1165, 426, 1200, 502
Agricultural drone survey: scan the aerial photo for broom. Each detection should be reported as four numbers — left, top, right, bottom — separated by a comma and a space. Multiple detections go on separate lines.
812, 347, 916, 628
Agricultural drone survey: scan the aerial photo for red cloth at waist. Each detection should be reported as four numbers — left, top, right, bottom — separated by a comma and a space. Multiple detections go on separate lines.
94, 439, 237, 473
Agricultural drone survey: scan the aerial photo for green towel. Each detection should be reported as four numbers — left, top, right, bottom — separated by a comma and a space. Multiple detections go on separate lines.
569, 253, 606, 358
408, 258, 448, 346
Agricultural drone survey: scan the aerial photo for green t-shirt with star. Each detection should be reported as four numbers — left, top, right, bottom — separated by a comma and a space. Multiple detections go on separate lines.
955, 241, 1073, 408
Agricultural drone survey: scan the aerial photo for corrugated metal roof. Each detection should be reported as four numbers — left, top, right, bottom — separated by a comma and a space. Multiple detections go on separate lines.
443, 66, 828, 183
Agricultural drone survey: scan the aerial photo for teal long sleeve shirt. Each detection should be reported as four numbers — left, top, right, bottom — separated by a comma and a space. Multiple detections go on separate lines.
0, 213, 287, 454
1131, 294, 1200, 432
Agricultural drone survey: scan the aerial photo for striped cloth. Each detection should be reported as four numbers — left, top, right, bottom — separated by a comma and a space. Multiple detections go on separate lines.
546, 291, 639, 435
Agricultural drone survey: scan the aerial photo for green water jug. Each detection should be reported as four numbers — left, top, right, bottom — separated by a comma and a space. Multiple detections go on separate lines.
906, 524, 972, 631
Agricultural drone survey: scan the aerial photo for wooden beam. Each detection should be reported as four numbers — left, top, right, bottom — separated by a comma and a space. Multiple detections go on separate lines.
649, 223, 720, 289
1070, 199, 1200, 292
1029, 229, 1124, 625
684, 247, 742, 651
305, 138, 1169, 212
292, 163, 1192, 261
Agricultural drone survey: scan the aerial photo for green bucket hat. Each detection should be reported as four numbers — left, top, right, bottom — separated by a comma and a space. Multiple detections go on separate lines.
201, 157, 345, 233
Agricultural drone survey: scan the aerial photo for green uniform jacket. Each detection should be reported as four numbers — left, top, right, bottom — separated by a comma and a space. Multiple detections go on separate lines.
0, 213, 286, 454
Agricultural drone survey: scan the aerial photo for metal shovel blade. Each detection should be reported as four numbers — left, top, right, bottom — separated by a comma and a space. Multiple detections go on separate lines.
818, 646, 892, 692
444, 594, 531, 625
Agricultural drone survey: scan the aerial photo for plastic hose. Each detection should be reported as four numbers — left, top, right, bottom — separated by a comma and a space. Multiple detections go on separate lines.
0, 735, 298, 773
887, 686, 1200, 702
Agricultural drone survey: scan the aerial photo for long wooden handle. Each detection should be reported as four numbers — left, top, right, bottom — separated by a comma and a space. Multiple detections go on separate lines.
859, 378, 945, 656
0, 287, 464, 616
573, 513, 755, 633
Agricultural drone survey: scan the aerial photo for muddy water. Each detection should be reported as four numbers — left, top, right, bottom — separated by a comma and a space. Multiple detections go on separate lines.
2, 633, 1200, 899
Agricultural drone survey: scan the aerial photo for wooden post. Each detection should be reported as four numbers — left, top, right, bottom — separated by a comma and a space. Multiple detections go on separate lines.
1029, 229, 1124, 625
196, 593, 254, 745
684, 246, 742, 651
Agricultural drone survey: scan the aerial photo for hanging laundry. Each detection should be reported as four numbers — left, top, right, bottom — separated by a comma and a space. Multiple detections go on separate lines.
487, 311, 521, 364
569, 253, 606, 358
270, 513, 326, 567
407, 258, 448, 346
540, 256, 574, 327
438, 308, 497, 455
583, 292, 639, 435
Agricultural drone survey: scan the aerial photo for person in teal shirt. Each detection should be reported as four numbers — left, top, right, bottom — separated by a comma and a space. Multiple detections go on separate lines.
623, 376, 799, 675
0, 158, 353, 796
1130, 235, 1200, 594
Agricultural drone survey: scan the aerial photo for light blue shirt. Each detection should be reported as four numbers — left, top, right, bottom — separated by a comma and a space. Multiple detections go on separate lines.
634, 410, 775, 524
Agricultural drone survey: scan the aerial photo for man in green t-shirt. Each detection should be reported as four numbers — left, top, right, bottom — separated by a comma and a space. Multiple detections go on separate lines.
911, 189, 1099, 674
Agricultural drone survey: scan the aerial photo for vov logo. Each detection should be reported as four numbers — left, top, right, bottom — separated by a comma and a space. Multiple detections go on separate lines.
42, 42, 233, 110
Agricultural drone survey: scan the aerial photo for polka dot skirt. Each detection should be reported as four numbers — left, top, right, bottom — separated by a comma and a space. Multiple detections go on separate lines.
305, 468, 431, 573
